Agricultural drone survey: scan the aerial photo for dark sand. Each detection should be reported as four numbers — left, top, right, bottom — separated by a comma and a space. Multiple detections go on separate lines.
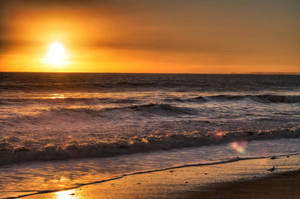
182, 170, 300, 199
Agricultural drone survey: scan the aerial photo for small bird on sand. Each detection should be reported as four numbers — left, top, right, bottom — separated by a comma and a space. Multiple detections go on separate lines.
270, 156, 277, 160
267, 166, 276, 172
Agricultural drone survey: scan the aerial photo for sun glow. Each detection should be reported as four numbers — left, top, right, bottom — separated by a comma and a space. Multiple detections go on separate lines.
42, 42, 69, 67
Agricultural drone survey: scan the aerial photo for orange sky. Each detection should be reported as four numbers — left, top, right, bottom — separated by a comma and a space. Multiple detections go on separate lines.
0, 0, 299, 73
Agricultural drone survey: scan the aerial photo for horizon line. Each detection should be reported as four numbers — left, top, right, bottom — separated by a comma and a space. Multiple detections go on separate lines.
1, 71, 300, 75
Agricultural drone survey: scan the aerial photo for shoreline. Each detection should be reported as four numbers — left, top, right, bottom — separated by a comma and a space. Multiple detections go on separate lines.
17, 154, 300, 199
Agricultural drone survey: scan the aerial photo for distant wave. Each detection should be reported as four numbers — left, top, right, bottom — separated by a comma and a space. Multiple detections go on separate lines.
124, 103, 196, 115
36, 103, 197, 117
0, 126, 299, 166
0, 103, 197, 131
0, 97, 140, 106
2, 94, 300, 108
165, 94, 300, 104
209, 94, 300, 103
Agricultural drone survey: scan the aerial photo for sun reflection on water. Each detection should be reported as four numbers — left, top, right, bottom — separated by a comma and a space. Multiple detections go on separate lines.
49, 93, 65, 99
215, 131, 227, 139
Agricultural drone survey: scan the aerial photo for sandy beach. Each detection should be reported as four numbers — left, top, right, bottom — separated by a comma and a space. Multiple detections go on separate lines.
182, 170, 300, 199
18, 154, 300, 199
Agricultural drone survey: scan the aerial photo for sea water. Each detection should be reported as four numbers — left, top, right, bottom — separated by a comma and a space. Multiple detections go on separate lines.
1, 73, 300, 198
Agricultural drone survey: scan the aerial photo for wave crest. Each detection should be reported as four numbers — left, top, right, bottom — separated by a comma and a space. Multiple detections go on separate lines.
165, 94, 300, 103
1, 126, 300, 166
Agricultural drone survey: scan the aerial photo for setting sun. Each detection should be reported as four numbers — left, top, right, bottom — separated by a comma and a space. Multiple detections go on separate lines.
0, 1, 300, 199
42, 42, 69, 67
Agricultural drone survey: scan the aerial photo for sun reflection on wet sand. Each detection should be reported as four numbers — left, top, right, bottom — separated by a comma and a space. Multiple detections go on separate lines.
56, 190, 77, 199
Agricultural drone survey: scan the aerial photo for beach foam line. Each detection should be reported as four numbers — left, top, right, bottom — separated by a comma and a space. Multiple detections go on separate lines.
4, 152, 300, 199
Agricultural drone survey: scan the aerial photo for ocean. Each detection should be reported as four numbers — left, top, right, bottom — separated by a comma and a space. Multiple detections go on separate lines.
1, 72, 300, 198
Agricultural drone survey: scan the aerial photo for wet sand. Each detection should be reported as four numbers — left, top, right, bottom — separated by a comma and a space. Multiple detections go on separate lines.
182, 170, 300, 199
20, 154, 300, 199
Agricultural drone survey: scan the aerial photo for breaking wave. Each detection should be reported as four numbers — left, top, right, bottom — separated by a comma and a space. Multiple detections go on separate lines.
0, 126, 300, 166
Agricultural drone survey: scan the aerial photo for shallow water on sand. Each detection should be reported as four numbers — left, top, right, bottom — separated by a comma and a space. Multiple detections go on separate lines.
1, 138, 300, 198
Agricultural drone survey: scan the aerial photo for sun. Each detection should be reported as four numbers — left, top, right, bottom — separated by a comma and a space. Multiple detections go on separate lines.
42, 42, 69, 67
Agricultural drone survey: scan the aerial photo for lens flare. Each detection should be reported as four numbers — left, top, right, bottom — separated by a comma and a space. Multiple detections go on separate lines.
230, 141, 247, 154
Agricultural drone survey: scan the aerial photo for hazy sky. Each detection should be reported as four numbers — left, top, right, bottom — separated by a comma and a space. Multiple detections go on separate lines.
0, 0, 299, 73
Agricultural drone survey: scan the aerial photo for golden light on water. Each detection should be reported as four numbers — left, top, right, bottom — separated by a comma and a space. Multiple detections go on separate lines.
215, 131, 226, 139
42, 42, 70, 67
48, 93, 65, 99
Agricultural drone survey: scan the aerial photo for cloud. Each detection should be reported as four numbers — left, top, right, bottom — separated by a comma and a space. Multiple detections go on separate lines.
0, 0, 121, 9
88, 39, 251, 55
1, 0, 299, 67
0, 40, 41, 52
